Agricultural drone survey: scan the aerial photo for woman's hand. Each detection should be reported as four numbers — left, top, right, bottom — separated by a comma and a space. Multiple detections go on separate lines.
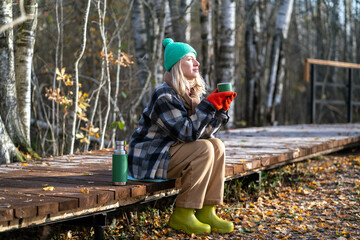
223, 92, 237, 111
206, 89, 237, 110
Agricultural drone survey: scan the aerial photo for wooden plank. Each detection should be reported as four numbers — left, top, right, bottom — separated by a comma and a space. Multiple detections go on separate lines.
225, 165, 234, 177
0, 179, 94, 212
0, 191, 77, 218
128, 179, 176, 194
306, 58, 360, 69
0, 123, 359, 233
0, 208, 13, 221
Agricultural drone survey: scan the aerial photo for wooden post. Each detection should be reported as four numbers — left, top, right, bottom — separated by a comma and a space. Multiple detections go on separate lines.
310, 64, 316, 124
348, 68, 353, 123
93, 213, 107, 240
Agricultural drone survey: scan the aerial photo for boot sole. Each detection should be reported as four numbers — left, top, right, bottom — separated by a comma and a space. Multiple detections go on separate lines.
168, 219, 211, 235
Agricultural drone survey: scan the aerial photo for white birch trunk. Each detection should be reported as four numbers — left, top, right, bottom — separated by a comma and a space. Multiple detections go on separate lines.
266, 0, 293, 124
0, 0, 27, 146
168, 0, 183, 41
217, 0, 236, 83
164, 1, 173, 38
0, 0, 38, 162
131, 0, 149, 106
217, 0, 236, 127
245, 0, 262, 126
98, 0, 111, 150
180, 0, 191, 42
52, 0, 63, 156
15, 0, 37, 143
110, 6, 128, 148
130, 0, 165, 115
68, 0, 91, 154
200, 0, 213, 88
167, 0, 191, 42
0, 115, 22, 163
152, 0, 165, 87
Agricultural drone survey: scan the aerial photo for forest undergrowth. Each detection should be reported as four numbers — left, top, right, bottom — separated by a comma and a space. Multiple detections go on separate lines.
2, 147, 360, 240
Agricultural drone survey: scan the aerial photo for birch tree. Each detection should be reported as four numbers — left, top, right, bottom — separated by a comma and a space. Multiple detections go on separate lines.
15, 0, 37, 142
168, 0, 184, 42
152, 0, 166, 86
130, 0, 165, 115
0, 116, 22, 163
266, 0, 294, 125
200, 0, 213, 87
66, 0, 91, 154
0, 0, 38, 163
245, 0, 263, 126
168, 0, 192, 42
216, 0, 236, 126
180, 0, 191, 42
131, 0, 149, 107
96, 0, 111, 150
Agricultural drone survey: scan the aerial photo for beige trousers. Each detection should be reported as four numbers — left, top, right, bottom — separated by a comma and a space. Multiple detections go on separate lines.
167, 138, 225, 209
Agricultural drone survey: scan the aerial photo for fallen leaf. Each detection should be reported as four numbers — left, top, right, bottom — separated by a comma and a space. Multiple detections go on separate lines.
81, 188, 89, 194
43, 186, 55, 191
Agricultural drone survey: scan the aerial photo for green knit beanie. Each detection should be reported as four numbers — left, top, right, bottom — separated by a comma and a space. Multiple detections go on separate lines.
163, 38, 197, 72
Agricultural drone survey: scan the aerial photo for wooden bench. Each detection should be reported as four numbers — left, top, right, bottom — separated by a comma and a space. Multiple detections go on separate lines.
1, 123, 360, 236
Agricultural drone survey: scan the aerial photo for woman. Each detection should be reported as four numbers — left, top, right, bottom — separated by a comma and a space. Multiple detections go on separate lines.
128, 38, 236, 235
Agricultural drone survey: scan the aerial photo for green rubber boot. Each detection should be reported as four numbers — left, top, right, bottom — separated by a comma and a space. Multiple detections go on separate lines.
168, 207, 211, 235
195, 205, 234, 233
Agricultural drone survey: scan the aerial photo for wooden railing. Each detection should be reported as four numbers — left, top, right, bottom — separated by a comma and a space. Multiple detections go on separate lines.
304, 58, 360, 123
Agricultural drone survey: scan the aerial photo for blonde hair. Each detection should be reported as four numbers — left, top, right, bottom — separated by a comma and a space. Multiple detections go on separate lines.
170, 60, 206, 97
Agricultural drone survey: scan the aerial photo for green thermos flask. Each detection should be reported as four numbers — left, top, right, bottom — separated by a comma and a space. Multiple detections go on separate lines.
112, 141, 128, 185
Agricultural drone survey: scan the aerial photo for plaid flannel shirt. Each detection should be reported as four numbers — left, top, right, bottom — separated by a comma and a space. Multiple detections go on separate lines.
128, 82, 229, 179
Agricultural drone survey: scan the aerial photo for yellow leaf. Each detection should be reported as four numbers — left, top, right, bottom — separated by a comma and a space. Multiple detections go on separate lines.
80, 138, 90, 144
64, 79, 73, 86
77, 111, 89, 122
43, 186, 55, 191
266, 211, 273, 215
55, 67, 61, 75
153, 229, 161, 237
81, 188, 89, 194
22, 163, 27, 166
56, 67, 67, 81
76, 132, 85, 139
89, 126, 99, 134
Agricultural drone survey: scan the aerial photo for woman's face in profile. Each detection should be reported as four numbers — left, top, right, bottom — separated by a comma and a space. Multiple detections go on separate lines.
180, 53, 200, 80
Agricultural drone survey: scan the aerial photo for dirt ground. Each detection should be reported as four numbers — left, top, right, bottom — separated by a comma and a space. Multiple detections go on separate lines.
1, 147, 360, 239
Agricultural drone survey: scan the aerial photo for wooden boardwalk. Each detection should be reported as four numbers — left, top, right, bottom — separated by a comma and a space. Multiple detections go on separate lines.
1, 123, 360, 232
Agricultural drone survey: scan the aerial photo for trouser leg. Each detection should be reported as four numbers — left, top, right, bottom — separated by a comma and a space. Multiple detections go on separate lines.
203, 138, 225, 206
167, 138, 225, 209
